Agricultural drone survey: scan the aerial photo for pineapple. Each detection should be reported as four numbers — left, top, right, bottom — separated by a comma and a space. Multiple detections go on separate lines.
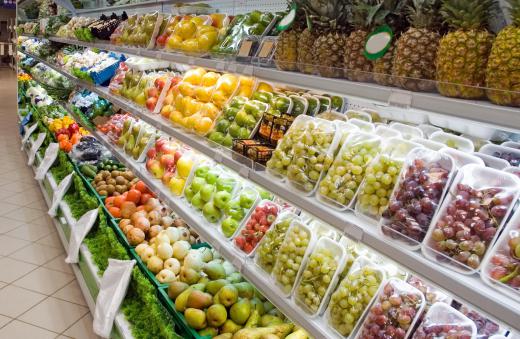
311, 0, 350, 78
392, 0, 442, 91
435, 0, 496, 99
486, 0, 520, 106
274, 1, 306, 72
344, 0, 391, 82
297, 26, 317, 73
373, 0, 410, 86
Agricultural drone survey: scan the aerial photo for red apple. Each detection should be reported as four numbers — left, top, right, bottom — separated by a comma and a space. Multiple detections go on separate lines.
156, 34, 167, 46
162, 171, 174, 185
147, 87, 159, 98
146, 97, 158, 111
146, 148, 157, 160
154, 78, 166, 91
158, 142, 177, 155
174, 150, 183, 163
160, 154, 176, 170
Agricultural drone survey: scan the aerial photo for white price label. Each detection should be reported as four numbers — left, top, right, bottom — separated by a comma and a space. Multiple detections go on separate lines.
28, 133, 46, 166
214, 152, 223, 163
34, 143, 59, 181
65, 208, 99, 264
20, 123, 38, 150
238, 166, 249, 178
48, 172, 74, 217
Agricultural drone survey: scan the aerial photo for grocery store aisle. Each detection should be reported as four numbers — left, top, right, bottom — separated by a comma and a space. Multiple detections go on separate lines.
0, 68, 99, 339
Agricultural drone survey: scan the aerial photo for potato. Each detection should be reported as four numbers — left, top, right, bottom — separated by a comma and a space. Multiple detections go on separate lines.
124, 171, 135, 181
113, 191, 121, 196
94, 174, 103, 182
111, 170, 120, 177
98, 190, 108, 196
107, 178, 116, 186
127, 228, 145, 246
121, 224, 134, 234
98, 184, 108, 192
96, 180, 106, 187
101, 170, 110, 179
107, 185, 115, 195
115, 176, 126, 185
115, 185, 126, 193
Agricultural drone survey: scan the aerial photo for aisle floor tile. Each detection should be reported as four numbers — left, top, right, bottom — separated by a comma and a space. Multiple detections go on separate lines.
0, 282, 6, 289
0, 314, 10, 328
37, 232, 64, 249
0, 257, 37, 283
0, 202, 23, 215
0, 235, 31, 256
64, 313, 100, 339
53, 280, 87, 306
19, 297, 89, 333
0, 181, 35, 193
0, 285, 47, 318
0, 320, 57, 339
9, 190, 46, 206
0, 216, 24, 234
9, 242, 63, 265
14, 266, 75, 295
43, 254, 73, 274
6, 223, 54, 241
4, 206, 46, 223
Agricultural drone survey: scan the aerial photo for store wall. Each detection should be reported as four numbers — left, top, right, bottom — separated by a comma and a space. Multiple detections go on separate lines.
0, 8, 15, 42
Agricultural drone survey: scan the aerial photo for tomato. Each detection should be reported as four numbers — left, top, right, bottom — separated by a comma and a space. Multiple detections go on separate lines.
113, 195, 126, 208
135, 181, 148, 194
126, 189, 142, 204
108, 206, 121, 218
140, 193, 152, 205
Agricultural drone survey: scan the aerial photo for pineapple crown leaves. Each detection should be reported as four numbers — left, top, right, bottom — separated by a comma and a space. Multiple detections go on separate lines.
351, 0, 410, 31
506, 0, 520, 26
406, 0, 442, 29
440, 0, 497, 30
303, 0, 351, 32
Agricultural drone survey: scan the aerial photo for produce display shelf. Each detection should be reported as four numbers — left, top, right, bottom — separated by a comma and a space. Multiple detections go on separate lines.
30, 36, 520, 133
21, 139, 134, 339
25, 50, 520, 332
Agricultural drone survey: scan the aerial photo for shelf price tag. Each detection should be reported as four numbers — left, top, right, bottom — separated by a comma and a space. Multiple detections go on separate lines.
65, 208, 99, 264
388, 90, 412, 109
48, 172, 74, 217
238, 166, 249, 179
93, 259, 135, 338
35, 143, 59, 181
214, 152, 223, 163
27, 132, 46, 166
20, 122, 38, 150
343, 222, 364, 241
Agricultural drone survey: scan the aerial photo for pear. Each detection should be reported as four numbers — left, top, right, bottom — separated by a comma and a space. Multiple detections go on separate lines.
232, 324, 294, 339
186, 290, 213, 309
218, 285, 238, 307
244, 309, 260, 328
220, 319, 242, 334
180, 267, 201, 285
230, 298, 251, 325
250, 297, 265, 315
198, 276, 210, 285
185, 308, 206, 330
233, 282, 254, 299
214, 334, 232, 339
198, 247, 214, 262
263, 300, 274, 314
206, 304, 227, 327
286, 327, 311, 339
191, 283, 206, 292
175, 287, 193, 312
213, 291, 221, 305
206, 279, 229, 296
227, 272, 242, 284
203, 261, 226, 280
198, 327, 218, 337
167, 281, 189, 300
260, 314, 283, 327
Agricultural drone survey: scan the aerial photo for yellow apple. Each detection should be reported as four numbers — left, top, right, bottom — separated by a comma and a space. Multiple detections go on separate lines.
177, 156, 193, 179
201, 72, 220, 87
168, 177, 186, 196
183, 68, 206, 85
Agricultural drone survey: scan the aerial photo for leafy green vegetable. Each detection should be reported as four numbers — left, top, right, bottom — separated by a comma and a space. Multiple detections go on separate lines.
50, 151, 75, 183
64, 174, 98, 220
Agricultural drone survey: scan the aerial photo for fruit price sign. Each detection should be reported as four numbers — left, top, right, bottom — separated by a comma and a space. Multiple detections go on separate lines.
27, 132, 46, 166
20, 123, 38, 150
48, 172, 74, 217
35, 143, 59, 181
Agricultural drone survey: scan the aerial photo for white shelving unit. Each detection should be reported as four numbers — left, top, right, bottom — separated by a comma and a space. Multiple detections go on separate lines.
18, 36, 520, 332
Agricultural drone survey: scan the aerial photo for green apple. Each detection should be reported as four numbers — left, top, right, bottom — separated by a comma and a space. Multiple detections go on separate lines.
239, 192, 256, 209
191, 177, 206, 193
238, 127, 251, 139
214, 191, 232, 210
203, 202, 222, 223
229, 207, 245, 220
206, 171, 219, 185
221, 216, 239, 237
224, 106, 240, 119
215, 119, 230, 133
216, 178, 235, 193
228, 122, 240, 138
208, 131, 225, 144
235, 110, 249, 127
222, 134, 233, 148
200, 184, 215, 202
184, 186, 195, 202
191, 192, 204, 210
225, 199, 241, 215
194, 166, 210, 178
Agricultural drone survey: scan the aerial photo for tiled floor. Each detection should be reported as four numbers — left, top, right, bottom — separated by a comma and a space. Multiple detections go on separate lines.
0, 69, 99, 338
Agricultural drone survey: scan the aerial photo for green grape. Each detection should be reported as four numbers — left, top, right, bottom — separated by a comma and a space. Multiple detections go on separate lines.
256, 216, 295, 273
357, 155, 402, 219
319, 141, 380, 208
273, 225, 311, 294
296, 247, 338, 313
267, 122, 307, 175
328, 266, 382, 336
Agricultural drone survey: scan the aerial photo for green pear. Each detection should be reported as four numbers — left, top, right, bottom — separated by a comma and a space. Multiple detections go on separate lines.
198, 276, 210, 285
175, 287, 193, 312
260, 314, 283, 327
191, 283, 206, 292
167, 281, 189, 300
230, 299, 251, 325
206, 304, 227, 327
206, 279, 229, 296
186, 290, 213, 309
198, 327, 218, 337
218, 285, 238, 307
233, 282, 254, 299
214, 334, 232, 339
244, 309, 260, 328
185, 308, 207, 330
263, 300, 274, 314
227, 272, 242, 284
213, 291, 221, 305
203, 261, 226, 280
250, 297, 265, 315
220, 319, 242, 334
180, 267, 201, 285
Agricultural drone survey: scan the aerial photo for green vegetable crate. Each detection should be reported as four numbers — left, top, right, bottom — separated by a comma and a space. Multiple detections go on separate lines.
108, 217, 132, 250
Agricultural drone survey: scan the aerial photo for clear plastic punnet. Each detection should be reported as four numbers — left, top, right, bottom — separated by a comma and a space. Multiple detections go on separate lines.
472, 152, 510, 170
355, 138, 423, 222
293, 237, 347, 316
440, 147, 485, 170
390, 122, 424, 140
272, 220, 316, 297
422, 164, 520, 274
232, 199, 281, 256
501, 141, 520, 150
218, 184, 260, 239
348, 118, 375, 133
380, 148, 455, 250
255, 211, 300, 274
317, 132, 383, 211
479, 144, 520, 167
412, 302, 477, 339
375, 125, 402, 139
430, 131, 475, 152
481, 207, 520, 299
285, 116, 341, 195
412, 138, 445, 151
356, 278, 426, 339
326, 257, 385, 338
